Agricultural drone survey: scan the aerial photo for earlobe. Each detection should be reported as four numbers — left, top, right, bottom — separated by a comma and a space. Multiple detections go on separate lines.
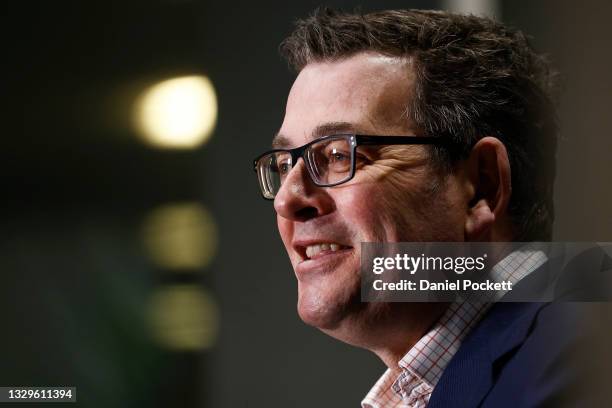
465, 198, 496, 240
463, 137, 512, 241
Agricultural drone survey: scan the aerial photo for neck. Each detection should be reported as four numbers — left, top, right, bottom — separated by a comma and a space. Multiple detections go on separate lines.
322, 302, 449, 369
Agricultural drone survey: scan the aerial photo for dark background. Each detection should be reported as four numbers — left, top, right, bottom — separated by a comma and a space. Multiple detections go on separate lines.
1, 1, 611, 407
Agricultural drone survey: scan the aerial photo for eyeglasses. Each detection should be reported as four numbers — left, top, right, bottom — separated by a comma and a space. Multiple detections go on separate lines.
253, 134, 446, 200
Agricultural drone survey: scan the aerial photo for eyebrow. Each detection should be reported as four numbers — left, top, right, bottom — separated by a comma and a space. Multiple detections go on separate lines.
271, 121, 358, 149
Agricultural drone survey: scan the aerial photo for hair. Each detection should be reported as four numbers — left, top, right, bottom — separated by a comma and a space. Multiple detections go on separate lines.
279, 8, 559, 241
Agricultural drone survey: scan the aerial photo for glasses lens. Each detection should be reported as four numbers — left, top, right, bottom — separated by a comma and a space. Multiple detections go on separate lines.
256, 151, 292, 199
306, 136, 353, 185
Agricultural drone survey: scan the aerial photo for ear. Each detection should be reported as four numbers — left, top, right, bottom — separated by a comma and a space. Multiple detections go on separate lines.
464, 137, 512, 241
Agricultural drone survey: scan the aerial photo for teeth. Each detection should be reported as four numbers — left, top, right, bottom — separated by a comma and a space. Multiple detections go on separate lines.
305, 243, 344, 259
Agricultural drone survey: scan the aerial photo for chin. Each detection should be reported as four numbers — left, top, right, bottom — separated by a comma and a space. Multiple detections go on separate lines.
296, 283, 361, 330
297, 304, 340, 331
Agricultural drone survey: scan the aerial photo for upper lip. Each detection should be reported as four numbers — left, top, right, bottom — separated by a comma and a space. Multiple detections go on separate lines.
292, 238, 353, 260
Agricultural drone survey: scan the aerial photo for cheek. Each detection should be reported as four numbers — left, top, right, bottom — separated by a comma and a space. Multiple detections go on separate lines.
345, 168, 462, 242
382, 171, 466, 241
332, 184, 397, 242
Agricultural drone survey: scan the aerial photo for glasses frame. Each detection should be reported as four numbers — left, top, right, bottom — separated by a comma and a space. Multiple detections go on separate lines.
253, 134, 447, 200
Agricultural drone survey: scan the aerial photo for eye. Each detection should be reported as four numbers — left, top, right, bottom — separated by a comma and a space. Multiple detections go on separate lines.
324, 147, 351, 173
328, 148, 349, 163
275, 157, 292, 176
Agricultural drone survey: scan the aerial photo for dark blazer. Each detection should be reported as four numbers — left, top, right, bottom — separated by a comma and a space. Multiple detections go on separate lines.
428, 246, 612, 408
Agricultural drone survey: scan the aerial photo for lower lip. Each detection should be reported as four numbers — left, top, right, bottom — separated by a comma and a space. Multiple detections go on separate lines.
295, 248, 353, 278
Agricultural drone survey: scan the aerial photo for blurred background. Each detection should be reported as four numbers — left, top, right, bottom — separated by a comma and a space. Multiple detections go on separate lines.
1, 0, 611, 407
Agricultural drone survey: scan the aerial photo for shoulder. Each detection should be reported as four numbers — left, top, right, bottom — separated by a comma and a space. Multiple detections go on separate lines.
429, 302, 606, 408
482, 302, 598, 408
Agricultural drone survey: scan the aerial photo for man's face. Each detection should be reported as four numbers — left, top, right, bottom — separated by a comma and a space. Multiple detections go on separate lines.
274, 52, 467, 332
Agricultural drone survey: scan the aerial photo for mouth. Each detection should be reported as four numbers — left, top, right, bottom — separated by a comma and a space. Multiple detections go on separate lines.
295, 242, 353, 262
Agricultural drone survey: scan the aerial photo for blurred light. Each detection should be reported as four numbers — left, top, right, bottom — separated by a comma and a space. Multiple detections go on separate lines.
148, 285, 219, 351
442, 0, 501, 19
135, 75, 217, 149
142, 202, 217, 270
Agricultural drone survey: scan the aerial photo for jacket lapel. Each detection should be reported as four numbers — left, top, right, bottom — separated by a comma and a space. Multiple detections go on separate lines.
427, 301, 545, 408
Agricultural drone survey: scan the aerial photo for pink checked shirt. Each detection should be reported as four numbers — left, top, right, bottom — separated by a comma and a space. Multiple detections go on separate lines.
361, 248, 547, 408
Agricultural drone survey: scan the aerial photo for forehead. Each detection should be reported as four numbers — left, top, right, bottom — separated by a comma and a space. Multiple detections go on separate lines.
276, 52, 416, 148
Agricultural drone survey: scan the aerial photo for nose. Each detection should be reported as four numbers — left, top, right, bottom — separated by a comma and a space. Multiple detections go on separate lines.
273, 159, 334, 222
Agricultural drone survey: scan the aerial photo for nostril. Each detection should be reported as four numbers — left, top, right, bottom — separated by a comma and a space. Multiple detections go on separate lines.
294, 206, 319, 222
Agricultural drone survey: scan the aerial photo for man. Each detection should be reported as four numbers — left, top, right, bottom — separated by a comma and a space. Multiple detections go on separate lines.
253, 8, 597, 407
